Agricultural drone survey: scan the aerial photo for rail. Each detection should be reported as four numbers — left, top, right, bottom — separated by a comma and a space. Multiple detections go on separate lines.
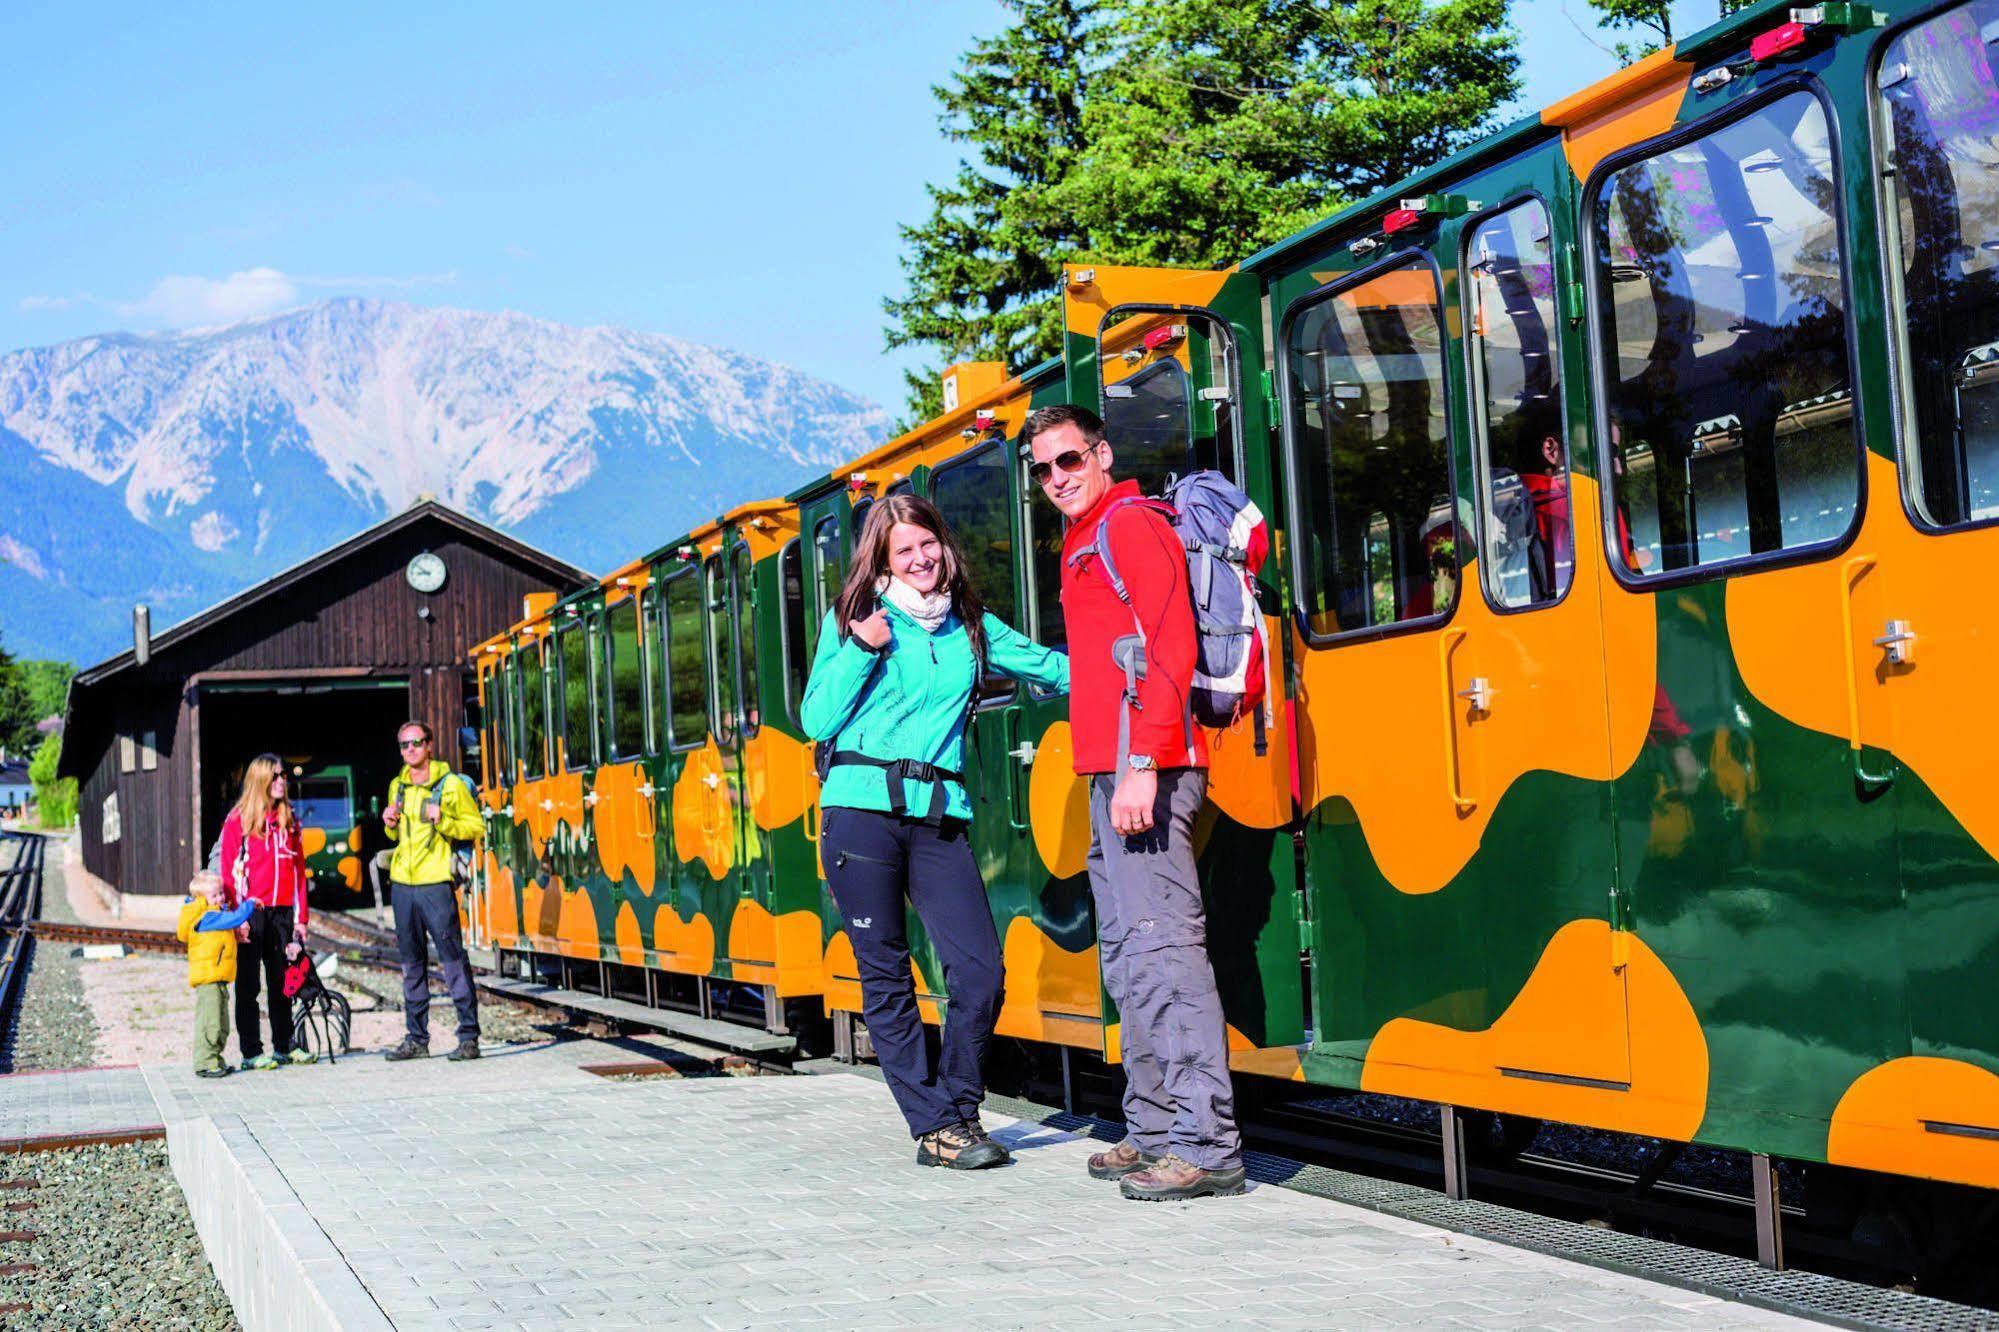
0, 833, 51, 1060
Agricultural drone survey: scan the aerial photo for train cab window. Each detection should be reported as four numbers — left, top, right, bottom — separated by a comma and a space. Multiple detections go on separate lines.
557, 618, 594, 770
604, 597, 647, 761
519, 639, 548, 780
1024, 469, 1067, 656
492, 663, 515, 780
705, 557, 737, 744
638, 587, 663, 755
1592, 91, 1858, 577
932, 441, 1018, 696
850, 497, 875, 550
1284, 256, 1458, 637
808, 515, 842, 662
731, 544, 761, 736
780, 539, 809, 721
1879, 2, 1999, 528
1467, 200, 1572, 609
1100, 312, 1235, 494
663, 570, 707, 749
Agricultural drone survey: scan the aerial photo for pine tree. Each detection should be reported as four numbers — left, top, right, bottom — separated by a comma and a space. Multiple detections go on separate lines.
1059, 0, 1520, 267
882, 0, 1102, 424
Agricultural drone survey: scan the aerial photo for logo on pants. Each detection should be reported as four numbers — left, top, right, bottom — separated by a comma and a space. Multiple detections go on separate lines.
851, 916, 873, 930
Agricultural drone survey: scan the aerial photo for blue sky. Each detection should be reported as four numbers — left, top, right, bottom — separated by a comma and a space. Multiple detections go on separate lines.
2, 0, 1730, 411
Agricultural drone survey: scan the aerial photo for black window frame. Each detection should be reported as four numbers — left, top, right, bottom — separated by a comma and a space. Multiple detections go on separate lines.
1459, 191, 1577, 617
1276, 246, 1465, 648
1581, 75, 1869, 592
1871, 0, 1999, 537
930, 438, 1020, 706
601, 592, 649, 763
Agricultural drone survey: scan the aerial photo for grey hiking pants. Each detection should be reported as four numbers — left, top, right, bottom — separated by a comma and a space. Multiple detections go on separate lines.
1086, 768, 1242, 1172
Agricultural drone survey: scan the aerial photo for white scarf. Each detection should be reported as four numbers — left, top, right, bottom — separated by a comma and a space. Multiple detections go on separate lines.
879, 576, 952, 632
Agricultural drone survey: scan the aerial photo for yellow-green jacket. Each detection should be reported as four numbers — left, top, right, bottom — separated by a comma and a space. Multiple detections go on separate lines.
177, 897, 251, 987
384, 759, 483, 886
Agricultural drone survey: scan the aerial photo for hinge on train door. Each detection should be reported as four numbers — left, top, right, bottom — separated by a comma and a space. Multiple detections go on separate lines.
1560, 243, 1586, 327
1261, 369, 1278, 417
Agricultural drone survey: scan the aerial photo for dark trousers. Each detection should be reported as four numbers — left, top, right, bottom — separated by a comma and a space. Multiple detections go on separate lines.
822, 807, 1003, 1138
234, 905, 296, 1059
393, 882, 480, 1044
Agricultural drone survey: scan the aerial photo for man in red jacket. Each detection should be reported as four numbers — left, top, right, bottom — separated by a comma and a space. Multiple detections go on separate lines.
1022, 403, 1244, 1202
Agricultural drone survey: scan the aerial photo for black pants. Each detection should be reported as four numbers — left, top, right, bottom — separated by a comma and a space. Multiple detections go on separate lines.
822, 807, 1003, 1138
234, 905, 296, 1059
394, 881, 480, 1044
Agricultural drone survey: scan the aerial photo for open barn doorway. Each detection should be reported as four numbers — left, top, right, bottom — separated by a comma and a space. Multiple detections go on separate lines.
193, 677, 410, 915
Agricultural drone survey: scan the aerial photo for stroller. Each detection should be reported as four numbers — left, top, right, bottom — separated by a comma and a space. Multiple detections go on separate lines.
284, 946, 352, 1063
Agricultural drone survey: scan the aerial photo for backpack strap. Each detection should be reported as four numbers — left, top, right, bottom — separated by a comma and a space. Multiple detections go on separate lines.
1064, 497, 1169, 605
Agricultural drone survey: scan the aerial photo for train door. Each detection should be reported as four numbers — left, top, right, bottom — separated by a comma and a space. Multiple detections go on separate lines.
548, 596, 600, 959
1062, 264, 1308, 1069
596, 580, 661, 967
654, 556, 720, 977
724, 530, 782, 985
1276, 165, 1637, 1113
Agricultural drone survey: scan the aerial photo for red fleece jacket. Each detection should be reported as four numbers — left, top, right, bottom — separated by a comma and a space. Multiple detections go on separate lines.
219, 811, 309, 928
1060, 479, 1208, 774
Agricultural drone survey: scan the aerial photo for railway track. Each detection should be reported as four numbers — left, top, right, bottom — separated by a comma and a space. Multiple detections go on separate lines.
0, 834, 50, 1046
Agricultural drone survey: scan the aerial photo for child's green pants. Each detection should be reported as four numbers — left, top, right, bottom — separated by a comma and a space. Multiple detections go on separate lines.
193, 981, 230, 1071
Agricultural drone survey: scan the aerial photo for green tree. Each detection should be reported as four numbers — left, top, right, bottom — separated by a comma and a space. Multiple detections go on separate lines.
28, 730, 74, 830
882, 0, 1103, 423
1583, 0, 1758, 65
18, 659, 72, 723
1060, 0, 1521, 266
0, 642, 37, 759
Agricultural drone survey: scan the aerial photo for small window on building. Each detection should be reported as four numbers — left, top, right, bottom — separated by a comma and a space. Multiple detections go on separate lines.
557, 619, 593, 770
139, 731, 158, 772
519, 640, 548, 780
780, 540, 809, 721
1285, 256, 1458, 637
119, 733, 136, 774
664, 569, 708, 749
1879, 1, 1999, 529
1593, 90, 1858, 577
604, 597, 646, 761
1467, 200, 1571, 609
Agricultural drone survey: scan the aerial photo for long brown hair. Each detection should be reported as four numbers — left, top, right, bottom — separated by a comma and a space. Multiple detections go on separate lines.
233, 753, 295, 837
832, 494, 988, 670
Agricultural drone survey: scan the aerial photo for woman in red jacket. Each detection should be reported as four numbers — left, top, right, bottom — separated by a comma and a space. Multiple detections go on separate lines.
220, 753, 315, 1069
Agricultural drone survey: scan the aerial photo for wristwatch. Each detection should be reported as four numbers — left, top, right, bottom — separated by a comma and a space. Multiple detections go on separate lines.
1127, 755, 1157, 772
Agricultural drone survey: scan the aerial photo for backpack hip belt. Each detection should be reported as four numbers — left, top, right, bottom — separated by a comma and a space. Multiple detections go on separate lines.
824, 752, 962, 824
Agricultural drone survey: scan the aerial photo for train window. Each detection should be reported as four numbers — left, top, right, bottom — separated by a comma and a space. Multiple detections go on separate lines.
519, 639, 548, 780
850, 497, 874, 549
809, 515, 841, 662
780, 539, 809, 722
1283, 255, 1459, 638
663, 570, 707, 750
1593, 90, 1858, 578
493, 662, 515, 780
705, 557, 737, 744
1466, 200, 1572, 609
604, 597, 646, 761
1024, 462, 1067, 655
1879, 3, 1999, 529
1104, 358, 1196, 496
732, 543, 761, 737
932, 441, 1018, 697
557, 618, 594, 770
639, 587, 663, 755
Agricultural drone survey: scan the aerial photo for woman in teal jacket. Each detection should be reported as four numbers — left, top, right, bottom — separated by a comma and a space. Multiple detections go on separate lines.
802, 493, 1067, 1170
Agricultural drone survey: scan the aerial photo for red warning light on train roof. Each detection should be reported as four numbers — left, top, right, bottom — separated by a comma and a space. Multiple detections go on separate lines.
1382, 207, 1422, 235
1749, 19, 1810, 60
1142, 324, 1186, 352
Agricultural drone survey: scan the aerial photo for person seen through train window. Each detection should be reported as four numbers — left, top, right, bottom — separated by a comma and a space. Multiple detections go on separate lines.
220, 753, 316, 1070
1022, 403, 1246, 1202
800, 494, 1068, 1170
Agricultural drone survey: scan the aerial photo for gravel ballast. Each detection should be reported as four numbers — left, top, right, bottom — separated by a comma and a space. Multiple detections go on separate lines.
4, 844, 102, 1073
0, 1140, 237, 1330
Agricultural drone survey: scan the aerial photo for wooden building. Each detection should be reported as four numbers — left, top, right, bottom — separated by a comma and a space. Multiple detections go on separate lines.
60, 501, 588, 896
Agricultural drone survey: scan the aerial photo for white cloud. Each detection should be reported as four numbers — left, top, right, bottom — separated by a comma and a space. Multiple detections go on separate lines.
126, 267, 300, 326
18, 294, 81, 312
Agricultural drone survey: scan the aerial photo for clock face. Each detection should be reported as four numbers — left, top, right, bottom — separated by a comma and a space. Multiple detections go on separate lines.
406, 552, 447, 594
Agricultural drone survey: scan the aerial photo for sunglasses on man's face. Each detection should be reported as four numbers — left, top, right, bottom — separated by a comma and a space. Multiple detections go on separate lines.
398, 739, 429, 751
1028, 444, 1099, 487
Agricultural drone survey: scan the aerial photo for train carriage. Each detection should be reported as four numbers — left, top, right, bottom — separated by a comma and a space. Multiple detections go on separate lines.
470, 0, 1999, 1210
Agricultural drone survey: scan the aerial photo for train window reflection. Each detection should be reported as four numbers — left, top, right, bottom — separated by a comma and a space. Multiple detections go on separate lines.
1285, 256, 1458, 637
639, 589, 663, 756
557, 619, 593, 770
732, 544, 760, 737
932, 441, 1018, 697
518, 640, 547, 780
604, 597, 646, 761
664, 571, 707, 750
1593, 91, 1858, 577
1880, 1, 1999, 528
1467, 200, 1572, 608
705, 557, 736, 744
780, 539, 809, 722
809, 515, 841, 661
1104, 359, 1196, 495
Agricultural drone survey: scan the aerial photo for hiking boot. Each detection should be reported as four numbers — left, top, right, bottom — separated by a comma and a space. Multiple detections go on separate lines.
1118, 1153, 1248, 1201
195, 1066, 230, 1079
447, 1041, 481, 1062
283, 1048, 317, 1066
384, 1039, 430, 1062
957, 1119, 1011, 1165
242, 1053, 279, 1072
1087, 1139, 1161, 1180
915, 1122, 1009, 1170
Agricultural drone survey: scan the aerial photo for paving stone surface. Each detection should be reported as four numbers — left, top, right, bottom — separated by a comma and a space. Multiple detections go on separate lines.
145, 1038, 1816, 1330
0, 1063, 161, 1142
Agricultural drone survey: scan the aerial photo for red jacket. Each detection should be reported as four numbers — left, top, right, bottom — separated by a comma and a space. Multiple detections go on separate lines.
1060, 479, 1208, 774
219, 810, 309, 927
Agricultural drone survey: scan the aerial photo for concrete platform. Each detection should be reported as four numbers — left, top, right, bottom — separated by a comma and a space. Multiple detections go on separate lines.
128, 1038, 1819, 1330
0, 1064, 162, 1147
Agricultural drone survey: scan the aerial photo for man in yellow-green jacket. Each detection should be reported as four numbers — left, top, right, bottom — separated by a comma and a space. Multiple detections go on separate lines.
382, 721, 485, 1063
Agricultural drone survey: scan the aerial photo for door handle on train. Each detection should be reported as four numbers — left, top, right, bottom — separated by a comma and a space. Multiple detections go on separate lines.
1008, 741, 1037, 765
1455, 677, 1495, 714
1438, 630, 1476, 812
1872, 619, 1916, 667
703, 772, 721, 790
1838, 555, 1897, 785
1002, 712, 1030, 832
801, 752, 820, 845
584, 791, 600, 806
635, 782, 657, 841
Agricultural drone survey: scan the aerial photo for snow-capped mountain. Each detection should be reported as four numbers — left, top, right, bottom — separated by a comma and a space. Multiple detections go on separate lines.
0, 299, 885, 663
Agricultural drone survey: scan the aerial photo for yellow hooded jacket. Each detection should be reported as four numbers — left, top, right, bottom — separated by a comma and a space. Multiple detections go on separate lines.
384, 759, 484, 886
177, 897, 251, 987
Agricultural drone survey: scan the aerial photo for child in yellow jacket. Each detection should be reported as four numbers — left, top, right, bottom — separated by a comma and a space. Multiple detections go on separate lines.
177, 871, 258, 1078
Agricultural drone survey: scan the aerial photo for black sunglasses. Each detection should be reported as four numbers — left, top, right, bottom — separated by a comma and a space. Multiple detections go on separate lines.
1028, 443, 1100, 487
398, 738, 430, 751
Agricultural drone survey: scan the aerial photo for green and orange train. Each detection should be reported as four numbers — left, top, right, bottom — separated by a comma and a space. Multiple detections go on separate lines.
465, 0, 1999, 1202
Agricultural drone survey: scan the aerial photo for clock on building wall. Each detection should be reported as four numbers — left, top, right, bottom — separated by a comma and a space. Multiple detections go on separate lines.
406, 551, 448, 594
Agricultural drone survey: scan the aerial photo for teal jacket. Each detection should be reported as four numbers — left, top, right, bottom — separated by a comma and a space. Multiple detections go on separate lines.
800, 606, 1069, 822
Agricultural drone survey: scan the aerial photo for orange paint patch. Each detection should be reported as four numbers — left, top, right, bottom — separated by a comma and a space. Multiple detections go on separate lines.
485, 860, 520, 947
1027, 721, 1093, 880
1295, 474, 1654, 893
1204, 614, 1290, 831
613, 900, 646, 967
1727, 452, 1999, 862
347, 823, 364, 855
556, 881, 601, 961
1829, 1057, 1999, 1190
1544, 47, 1693, 184
1063, 263, 1236, 338
337, 856, 362, 892
300, 827, 327, 858
1362, 920, 1707, 1141
671, 739, 734, 880
745, 727, 814, 831
650, 902, 716, 976
590, 761, 656, 896
723, 898, 823, 995
994, 914, 1101, 1050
